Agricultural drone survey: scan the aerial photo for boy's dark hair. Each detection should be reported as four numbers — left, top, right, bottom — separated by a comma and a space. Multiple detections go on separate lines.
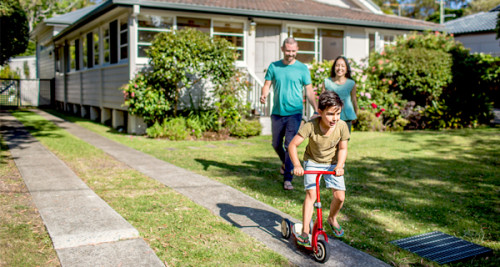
318, 90, 343, 111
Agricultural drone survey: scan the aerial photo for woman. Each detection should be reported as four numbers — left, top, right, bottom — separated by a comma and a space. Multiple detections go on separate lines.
322, 56, 358, 132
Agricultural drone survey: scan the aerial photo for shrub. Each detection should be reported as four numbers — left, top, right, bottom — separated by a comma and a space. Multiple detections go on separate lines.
213, 69, 252, 128
145, 117, 190, 140
122, 28, 237, 124
229, 119, 262, 138
353, 110, 384, 131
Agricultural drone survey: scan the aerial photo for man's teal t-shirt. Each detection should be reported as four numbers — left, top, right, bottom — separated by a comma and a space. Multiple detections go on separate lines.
265, 60, 312, 116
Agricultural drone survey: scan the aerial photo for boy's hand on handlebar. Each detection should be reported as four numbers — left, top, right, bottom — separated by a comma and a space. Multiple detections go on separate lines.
293, 166, 304, 176
334, 167, 344, 176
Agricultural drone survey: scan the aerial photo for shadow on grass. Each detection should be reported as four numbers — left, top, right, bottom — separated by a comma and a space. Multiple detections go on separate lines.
0, 110, 63, 155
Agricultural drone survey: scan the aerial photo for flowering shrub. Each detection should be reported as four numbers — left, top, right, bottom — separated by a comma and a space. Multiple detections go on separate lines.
309, 59, 332, 97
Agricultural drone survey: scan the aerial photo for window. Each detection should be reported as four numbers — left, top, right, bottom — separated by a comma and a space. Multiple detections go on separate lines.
93, 31, 100, 66
369, 33, 376, 54
103, 25, 110, 64
383, 35, 395, 48
86, 32, 93, 68
213, 21, 244, 61
288, 27, 316, 63
75, 39, 80, 70
320, 29, 343, 61
69, 41, 76, 71
177, 17, 210, 33
55, 47, 62, 73
137, 14, 173, 57
119, 18, 128, 60
82, 35, 88, 68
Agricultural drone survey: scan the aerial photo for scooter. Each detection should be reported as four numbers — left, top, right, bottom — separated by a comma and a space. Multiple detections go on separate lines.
281, 170, 336, 263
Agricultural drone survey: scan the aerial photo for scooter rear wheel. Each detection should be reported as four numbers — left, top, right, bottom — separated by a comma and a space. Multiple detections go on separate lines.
281, 218, 291, 239
314, 239, 330, 263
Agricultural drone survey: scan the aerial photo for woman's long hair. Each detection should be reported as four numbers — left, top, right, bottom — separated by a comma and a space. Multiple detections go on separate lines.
330, 56, 352, 79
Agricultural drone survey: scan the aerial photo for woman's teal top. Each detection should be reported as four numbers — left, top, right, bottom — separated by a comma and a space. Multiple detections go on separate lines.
324, 77, 357, 121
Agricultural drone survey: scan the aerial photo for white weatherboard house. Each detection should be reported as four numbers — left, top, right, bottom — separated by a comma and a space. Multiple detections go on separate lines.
31, 0, 440, 134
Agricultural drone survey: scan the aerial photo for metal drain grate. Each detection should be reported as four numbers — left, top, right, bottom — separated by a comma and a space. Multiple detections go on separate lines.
390, 231, 492, 264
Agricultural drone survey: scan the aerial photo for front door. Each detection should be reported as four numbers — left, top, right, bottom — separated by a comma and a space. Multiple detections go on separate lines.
255, 24, 281, 115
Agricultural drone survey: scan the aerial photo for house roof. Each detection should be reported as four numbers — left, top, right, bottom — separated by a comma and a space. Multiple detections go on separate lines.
45, 3, 105, 25
52, 0, 440, 40
134, 0, 438, 30
444, 9, 499, 34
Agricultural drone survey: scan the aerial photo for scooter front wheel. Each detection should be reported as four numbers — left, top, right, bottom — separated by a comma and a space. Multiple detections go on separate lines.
281, 218, 291, 239
314, 239, 330, 263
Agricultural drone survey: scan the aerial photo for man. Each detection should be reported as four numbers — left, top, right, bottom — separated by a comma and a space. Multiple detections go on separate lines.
260, 37, 318, 190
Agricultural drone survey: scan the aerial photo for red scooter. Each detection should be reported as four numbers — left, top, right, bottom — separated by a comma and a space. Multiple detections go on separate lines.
281, 170, 336, 263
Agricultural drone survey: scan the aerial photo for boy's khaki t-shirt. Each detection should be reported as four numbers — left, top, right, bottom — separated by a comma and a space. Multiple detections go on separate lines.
298, 118, 350, 164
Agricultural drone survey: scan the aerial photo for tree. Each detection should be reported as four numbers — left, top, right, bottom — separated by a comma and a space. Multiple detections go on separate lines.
464, 0, 500, 15
375, 0, 469, 20
0, 0, 29, 66
426, 8, 464, 23
20, 0, 101, 33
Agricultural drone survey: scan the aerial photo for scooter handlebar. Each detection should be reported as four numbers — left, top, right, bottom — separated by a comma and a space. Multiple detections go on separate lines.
291, 170, 337, 176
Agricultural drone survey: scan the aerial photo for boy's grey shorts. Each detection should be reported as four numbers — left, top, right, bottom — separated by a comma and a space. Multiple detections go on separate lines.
303, 161, 346, 191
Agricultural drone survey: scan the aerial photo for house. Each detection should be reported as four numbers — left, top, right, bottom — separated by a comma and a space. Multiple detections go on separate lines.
31, 0, 440, 134
444, 5, 500, 57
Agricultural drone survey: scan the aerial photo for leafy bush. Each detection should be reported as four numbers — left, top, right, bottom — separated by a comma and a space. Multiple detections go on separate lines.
356, 31, 497, 130
122, 28, 237, 124
213, 69, 252, 128
229, 119, 262, 138
146, 117, 190, 140
309, 59, 332, 96
354, 110, 384, 131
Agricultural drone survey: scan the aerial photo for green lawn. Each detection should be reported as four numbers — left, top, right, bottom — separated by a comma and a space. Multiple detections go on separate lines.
4, 110, 289, 266
8, 108, 500, 266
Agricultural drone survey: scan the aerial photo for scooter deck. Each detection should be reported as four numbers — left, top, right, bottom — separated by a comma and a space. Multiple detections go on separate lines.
292, 223, 312, 248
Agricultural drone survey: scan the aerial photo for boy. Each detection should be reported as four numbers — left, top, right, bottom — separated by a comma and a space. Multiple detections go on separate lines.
288, 90, 350, 246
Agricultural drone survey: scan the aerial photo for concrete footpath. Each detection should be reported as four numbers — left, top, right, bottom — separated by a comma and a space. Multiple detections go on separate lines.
1, 109, 389, 267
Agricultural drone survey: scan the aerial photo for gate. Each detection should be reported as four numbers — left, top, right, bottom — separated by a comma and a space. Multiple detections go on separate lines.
0, 79, 20, 106
0, 79, 53, 107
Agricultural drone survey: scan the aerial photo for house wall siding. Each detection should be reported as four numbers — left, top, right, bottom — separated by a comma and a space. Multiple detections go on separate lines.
81, 69, 101, 106
345, 27, 368, 62
102, 64, 129, 110
37, 28, 55, 79
67, 72, 81, 103
55, 73, 64, 102
455, 32, 500, 57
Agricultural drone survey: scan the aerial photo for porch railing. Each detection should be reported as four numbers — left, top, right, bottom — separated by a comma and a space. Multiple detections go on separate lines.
240, 67, 272, 116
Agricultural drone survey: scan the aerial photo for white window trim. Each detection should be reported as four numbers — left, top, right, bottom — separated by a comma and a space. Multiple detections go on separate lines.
287, 25, 319, 63
119, 15, 129, 63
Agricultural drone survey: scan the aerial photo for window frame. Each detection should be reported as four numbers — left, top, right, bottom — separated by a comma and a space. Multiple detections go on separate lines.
135, 13, 247, 65
119, 17, 129, 61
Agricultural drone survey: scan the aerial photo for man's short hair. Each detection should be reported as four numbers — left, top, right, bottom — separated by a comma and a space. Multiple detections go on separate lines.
318, 90, 344, 111
282, 37, 298, 47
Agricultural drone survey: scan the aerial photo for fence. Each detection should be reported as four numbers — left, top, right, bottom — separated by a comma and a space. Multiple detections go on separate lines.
0, 79, 53, 107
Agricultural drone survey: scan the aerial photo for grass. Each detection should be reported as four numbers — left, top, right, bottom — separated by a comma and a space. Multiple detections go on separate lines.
3, 110, 290, 266
0, 135, 60, 266
4, 108, 499, 266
